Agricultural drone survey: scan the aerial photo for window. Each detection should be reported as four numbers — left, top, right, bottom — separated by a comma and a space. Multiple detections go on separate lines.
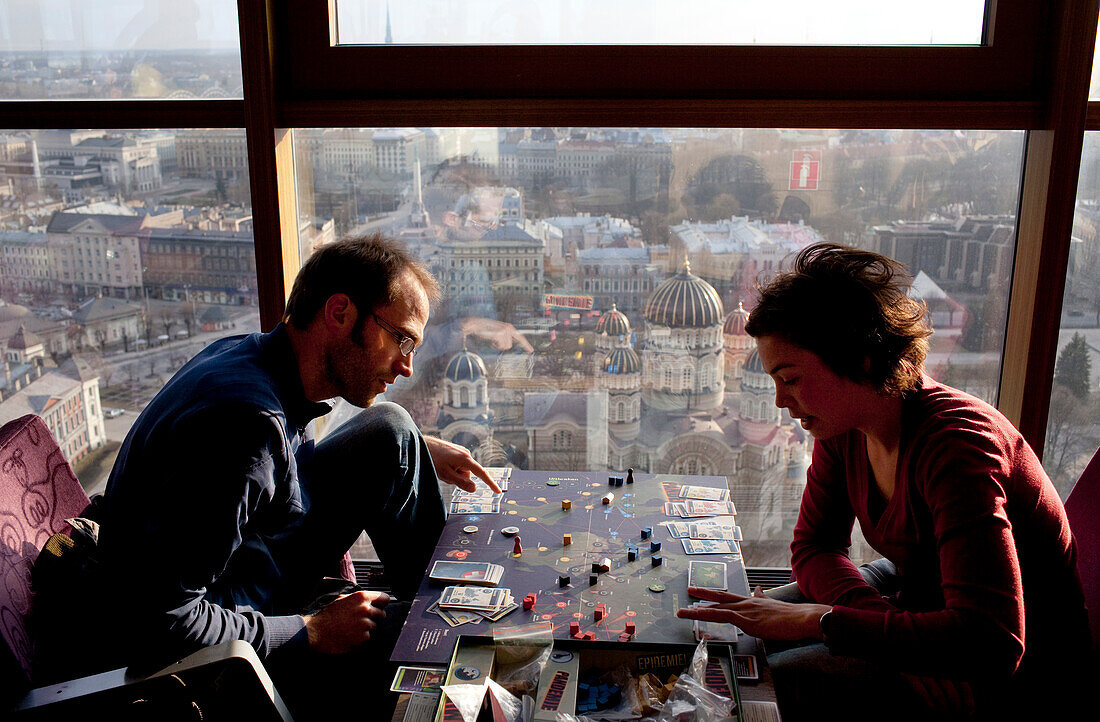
0, 126, 256, 485
3, 2, 1093, 570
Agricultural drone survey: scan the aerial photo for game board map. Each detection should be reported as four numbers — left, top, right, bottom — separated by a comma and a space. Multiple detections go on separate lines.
394, 470, 761, 666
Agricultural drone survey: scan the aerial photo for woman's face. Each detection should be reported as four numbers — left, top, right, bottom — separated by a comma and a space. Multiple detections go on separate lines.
755, 334, 869, 440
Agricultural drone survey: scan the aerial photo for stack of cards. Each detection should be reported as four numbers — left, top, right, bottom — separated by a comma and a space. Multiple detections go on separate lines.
449, 468, 509, 514
429, 585, 518, 627
663, 499, 738, 518
429, 560, 505, 587
686, 601, 741, 642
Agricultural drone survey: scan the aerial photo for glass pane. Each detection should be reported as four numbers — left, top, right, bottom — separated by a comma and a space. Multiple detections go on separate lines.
0, 128, 257, 494
0, 1, 242, 100
292, 127, 1026, 567
334, 0, 986, 46
1091, 17, 1100, 100
1045, 131, 1100, 498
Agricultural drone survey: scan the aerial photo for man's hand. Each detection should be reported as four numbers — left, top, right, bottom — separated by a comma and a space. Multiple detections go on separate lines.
424, 436, 500, 493
303, 590, 390, 655
676, 586, 831, 641
460, 317, 534, 353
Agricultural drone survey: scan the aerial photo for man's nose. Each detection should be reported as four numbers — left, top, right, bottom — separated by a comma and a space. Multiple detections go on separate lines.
395, 353, 414, 377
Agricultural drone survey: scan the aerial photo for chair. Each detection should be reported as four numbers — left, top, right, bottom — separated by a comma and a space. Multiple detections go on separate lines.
0, 414, 293, 720
1065, 444, 1100, 652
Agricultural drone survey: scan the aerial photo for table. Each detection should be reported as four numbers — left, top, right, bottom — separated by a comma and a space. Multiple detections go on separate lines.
389, 469, 780, 720
392, 469, 758, 664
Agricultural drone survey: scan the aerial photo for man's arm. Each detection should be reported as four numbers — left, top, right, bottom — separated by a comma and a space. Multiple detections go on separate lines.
423, 435, 500, 492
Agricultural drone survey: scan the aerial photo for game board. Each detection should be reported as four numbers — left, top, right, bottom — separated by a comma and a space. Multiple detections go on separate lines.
392, 470, 754, 665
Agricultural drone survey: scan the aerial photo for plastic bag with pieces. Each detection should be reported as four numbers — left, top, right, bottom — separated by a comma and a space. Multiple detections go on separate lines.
552, 640, 734, 722
492, 622, 555, 700
441, 678, 525, 722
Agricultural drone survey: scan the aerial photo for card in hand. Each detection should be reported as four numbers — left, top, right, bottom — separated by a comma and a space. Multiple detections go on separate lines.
688, 560, 728, 590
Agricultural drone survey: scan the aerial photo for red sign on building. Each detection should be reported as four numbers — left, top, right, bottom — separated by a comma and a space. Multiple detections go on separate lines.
789, 150, 821, 191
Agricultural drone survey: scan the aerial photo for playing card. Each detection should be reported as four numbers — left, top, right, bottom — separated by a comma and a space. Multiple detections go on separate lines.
430, 561, 502, 586
664, 522, 693, 538
688, 560, 728, 590
427, 601, 481, 626
390, 666, 446, 694
682, 538, 739, 555
682, 500, 737, 517
449, 499, 501, 514
733, 654, 759, 681
679, 485, 731, 502
439, 585, 508, 611
687, 521, 741, 541
664, 501, 688, 517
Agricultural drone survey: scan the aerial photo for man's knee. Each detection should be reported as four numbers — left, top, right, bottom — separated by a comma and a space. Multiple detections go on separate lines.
321, 402, 420, 462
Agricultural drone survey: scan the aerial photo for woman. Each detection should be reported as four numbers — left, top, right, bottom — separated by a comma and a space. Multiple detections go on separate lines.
678, 243, 1088, 720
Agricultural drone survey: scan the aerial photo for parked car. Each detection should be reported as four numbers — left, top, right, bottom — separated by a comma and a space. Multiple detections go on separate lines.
103, 407, 125, 418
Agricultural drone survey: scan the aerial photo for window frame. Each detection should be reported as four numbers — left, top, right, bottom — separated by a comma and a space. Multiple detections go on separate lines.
0, 0, 1095, 459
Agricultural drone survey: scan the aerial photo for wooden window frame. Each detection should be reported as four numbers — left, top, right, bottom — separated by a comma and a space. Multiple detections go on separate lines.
0, 0, 1096, 456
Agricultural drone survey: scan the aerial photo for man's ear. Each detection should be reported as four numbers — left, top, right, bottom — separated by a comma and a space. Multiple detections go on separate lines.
322, 293, 358, 335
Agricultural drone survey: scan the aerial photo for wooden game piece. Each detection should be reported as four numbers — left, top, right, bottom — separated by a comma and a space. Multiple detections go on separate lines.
570, 620, 581, 635
589, 573, 598, 585
651, 554, 663, 566
641, 526, 652, 540
583, 631, 596, 641
563, 533, 572, 546
627, 468, 634, 484
598, 557, 611, 572
594, 604, 606, 622
562, 499, 571, 511
523, 594, 535, 610
627, 547, 638, 561
559, 575, 570, 588
602, 492, 614, 505
592, 561, 602, 573
650, 540, 662, 553
513, 535, 522, 555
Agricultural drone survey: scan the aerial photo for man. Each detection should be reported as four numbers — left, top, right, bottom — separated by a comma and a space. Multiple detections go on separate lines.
41, 233, 498, 716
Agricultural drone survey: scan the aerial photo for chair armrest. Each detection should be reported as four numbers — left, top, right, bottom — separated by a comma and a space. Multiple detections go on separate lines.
13, 641, 293, 721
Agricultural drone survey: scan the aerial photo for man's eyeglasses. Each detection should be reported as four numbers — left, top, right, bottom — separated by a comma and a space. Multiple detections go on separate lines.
372, 313, 418, 356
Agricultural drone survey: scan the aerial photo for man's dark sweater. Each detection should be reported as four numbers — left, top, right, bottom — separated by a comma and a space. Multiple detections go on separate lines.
95, 324, 331, 665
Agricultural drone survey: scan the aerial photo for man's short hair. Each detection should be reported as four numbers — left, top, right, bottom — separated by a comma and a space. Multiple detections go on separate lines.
283, 232, 441, 330
745, 242, 932, 396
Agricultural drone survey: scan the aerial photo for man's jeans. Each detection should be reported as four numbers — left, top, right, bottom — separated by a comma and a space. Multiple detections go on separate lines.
266, 402, 445, 720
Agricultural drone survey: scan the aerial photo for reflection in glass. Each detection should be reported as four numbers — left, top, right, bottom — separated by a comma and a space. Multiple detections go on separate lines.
0, 1, 242, 100
334, 0, 986, 46
1046, 131, 1100, 499
0, 128, 257, 497
293, 127, 1026, 565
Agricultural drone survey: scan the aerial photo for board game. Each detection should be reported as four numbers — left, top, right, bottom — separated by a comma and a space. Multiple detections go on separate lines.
392, 470, 755, 665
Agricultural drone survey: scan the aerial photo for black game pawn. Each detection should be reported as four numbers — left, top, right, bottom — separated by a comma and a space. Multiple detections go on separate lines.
627, 468, 634, 484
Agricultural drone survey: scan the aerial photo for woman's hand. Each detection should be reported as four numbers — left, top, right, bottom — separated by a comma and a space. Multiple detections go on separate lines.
677, 586, 831, 641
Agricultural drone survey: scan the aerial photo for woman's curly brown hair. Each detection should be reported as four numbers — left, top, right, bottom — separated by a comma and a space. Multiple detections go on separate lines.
745, 242, 932, 396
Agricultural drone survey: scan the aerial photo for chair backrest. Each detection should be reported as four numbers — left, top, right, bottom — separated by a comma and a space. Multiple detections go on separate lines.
1065, 444, 1100, 652
0, 414, 90, 687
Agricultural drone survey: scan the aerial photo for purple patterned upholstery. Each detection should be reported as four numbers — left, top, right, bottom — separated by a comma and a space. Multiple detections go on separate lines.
0, 414, 90, 685
1066, 445, 1100, 651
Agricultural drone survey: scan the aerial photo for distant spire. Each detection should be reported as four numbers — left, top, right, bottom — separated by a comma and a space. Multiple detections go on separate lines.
385, 2, 393, 44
